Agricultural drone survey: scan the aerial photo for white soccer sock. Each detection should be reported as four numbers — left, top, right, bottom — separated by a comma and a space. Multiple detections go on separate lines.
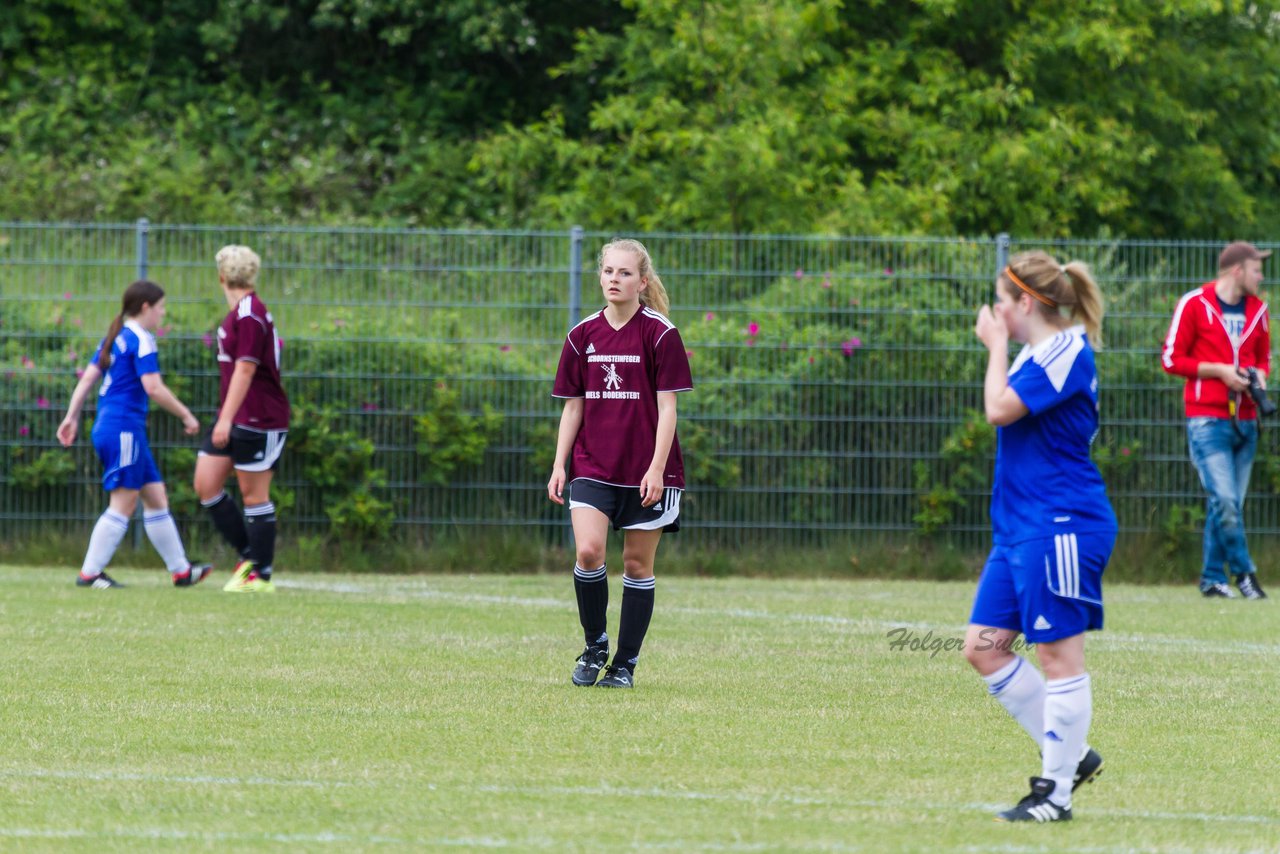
143, 509, 189, 574
981, 656, 1046, 748
81, 510, 131, 577
1042, 673, 1092, 808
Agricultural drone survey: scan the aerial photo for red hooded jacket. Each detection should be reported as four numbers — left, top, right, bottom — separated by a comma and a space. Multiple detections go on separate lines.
1161, 281, 1270, 419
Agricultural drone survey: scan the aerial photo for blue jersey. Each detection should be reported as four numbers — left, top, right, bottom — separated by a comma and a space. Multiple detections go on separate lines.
89, 319, 160, 431
990, 326, 1116, 545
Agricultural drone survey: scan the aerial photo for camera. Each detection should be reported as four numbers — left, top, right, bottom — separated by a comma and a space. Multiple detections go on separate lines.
1244, 367, 1278, 417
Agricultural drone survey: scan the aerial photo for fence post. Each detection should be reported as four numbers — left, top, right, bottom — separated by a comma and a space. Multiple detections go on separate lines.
568, 225, 583, 331
132, 218, 150, 549
994, 232, 1010, 294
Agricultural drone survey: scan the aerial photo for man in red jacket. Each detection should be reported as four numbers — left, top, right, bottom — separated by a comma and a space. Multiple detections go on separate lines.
1161, 241, 1271, 599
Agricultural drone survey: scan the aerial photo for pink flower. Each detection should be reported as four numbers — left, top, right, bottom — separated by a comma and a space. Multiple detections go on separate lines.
795, 268, 804, 279
361, 402, 378, 411
499, 344, 512, 353
685, 350, 694, 358
822, 276, 832, 289
884, 267, 894, 276
1120, 447, 1131, 457
75, 369, 85, 379
36, 396, 49, 408
156, 325, 170, 338
808, 356, 815, 364
842, 337, 862, 357
63, 292, 73, 301
22, 356, 34, 369
73, 318, 83, 328
202, 332, 215, 349
747, 322, 760, 337
704, 312, 715, 321
18, 425, 29, 437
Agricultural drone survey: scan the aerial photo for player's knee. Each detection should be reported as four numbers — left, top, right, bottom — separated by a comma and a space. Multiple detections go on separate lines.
575, 545, 606, 569
622, 557, 653, 580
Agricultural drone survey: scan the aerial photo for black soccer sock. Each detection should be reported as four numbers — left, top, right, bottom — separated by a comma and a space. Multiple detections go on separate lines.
244, 502, 277, 579
614, 575, 655, 672
573, 563, 609, 648
201, 491, 250, 557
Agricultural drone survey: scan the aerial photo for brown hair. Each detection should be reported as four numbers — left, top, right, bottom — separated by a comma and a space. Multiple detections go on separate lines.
599, 238, 670, 317
97, 280, 165, 371
1000, 251, 1105, 347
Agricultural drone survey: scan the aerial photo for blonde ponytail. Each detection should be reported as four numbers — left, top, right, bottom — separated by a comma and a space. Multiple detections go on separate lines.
1002, 251, 1105, 347
1062, 261, 1104, 347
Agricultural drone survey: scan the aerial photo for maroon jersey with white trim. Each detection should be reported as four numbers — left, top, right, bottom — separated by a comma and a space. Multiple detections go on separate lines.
552, 307, 693, 488
217, 292, 290, 429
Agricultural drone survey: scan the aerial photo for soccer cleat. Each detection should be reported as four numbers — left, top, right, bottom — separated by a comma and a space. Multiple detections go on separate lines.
1201, 582, 1236, 599
173, 562, 214, 587
76, 572, 124, 589
995, 777, 1072, 823
1073, 747, 1104, 791
596, 665, 634, 689
224, 571, 275, 594
572, 646, 610, 686
1236, 573, 1267, 600
222, 559, 255, 592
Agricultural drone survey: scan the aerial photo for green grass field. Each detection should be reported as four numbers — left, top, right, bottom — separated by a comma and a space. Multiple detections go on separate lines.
1, 565, 1276, 852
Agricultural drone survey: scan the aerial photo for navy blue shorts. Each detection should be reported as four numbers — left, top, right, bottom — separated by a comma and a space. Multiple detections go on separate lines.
567, 478, 682, 532
92, 425, 162, 491
969, 531, 1115, 644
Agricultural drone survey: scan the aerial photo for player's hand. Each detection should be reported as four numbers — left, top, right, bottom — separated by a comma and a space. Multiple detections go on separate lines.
547, 466, 566, 505
974, 304, 1008, 350
212, 419, 231, 448
639, 467, 665, 508
181, 413, 200, 436
56, 416, 78, 447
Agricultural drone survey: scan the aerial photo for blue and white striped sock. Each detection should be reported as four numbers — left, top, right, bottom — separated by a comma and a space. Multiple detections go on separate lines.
1043, 673, 1092, 808
982, 656, 1046, 748
143, 509, 189, 574
81, 510, 131, 577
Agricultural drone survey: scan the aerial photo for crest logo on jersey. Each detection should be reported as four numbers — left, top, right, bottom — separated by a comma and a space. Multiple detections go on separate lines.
602, 363, 622, 390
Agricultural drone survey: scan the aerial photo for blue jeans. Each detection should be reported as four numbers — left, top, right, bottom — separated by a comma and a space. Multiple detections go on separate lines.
1187, 417, 1257, 586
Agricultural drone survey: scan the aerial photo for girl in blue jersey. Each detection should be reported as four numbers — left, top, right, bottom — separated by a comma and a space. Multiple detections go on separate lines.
57, 280, 211, 589
963, 251, 1116, 823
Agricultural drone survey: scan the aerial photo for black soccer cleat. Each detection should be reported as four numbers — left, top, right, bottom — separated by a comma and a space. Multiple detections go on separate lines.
571, 646, 609, 686
173, 562, 214, 587
1073, 747, 1104, 791
995, 777, 1072, 823
76, 572, 124, 589
1236, 573, 1267, 600
1201, 582, 1236, 599
596, 665, 634, 689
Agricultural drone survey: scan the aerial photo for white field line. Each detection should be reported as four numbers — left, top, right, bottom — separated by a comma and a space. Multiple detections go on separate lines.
276, 578, 1280, 656
5, 770, 1277, 828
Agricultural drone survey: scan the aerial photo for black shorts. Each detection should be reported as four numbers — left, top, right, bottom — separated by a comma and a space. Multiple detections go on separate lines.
567, 478, 682, 532
199, 425, 288, 472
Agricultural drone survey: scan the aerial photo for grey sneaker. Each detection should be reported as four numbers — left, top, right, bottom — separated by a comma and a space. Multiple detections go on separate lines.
1201, 582, 1236, 599
596, 665, 634, 689
1236, 574, 1267, 600
571, 646, 609, 686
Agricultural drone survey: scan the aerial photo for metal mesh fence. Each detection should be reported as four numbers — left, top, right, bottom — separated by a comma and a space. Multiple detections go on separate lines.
1, 222, 1274, 551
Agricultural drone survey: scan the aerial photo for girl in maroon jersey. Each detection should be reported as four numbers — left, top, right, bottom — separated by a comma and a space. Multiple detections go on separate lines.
193, 245, 291, 593
548, 238, 693, 688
